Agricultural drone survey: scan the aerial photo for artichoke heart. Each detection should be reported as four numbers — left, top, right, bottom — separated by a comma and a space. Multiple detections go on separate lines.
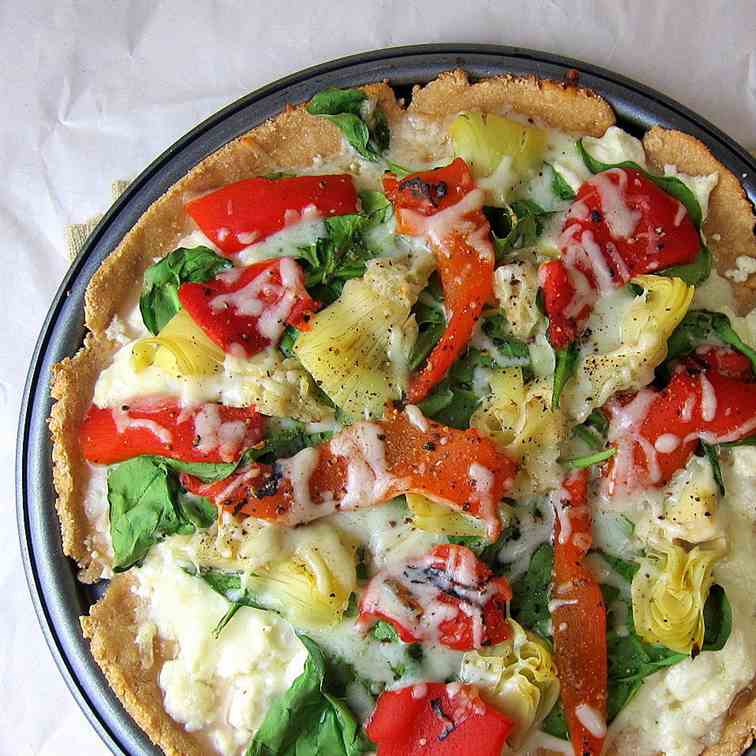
406, 493, 489, 537
472, 368, 566, 495
460, 619, 559, 746
567, 275, 694, 421
293, 260, 423, 420
631, 538, 726, 653
131, 308, 224, 376
450, 112, 547, 179
661, 455, 722, 544
246, 523, 357, 628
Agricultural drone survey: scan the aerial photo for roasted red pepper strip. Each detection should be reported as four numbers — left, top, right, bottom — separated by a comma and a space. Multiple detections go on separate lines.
605, 354, 756, 493
357, 544, 512, 651
178, 258, 317, 358
542, 168, 701, 349
185, 174, 359, 255
79, 398, 264, 465
384, 158, 495, 403
551, 469, 608, 756
366, 682, 514, 756
182, 406, 516, 538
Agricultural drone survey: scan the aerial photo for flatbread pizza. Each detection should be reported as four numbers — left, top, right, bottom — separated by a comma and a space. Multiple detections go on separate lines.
49, 69, 756, 756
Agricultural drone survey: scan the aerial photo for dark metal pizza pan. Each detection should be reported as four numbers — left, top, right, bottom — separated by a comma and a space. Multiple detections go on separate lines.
16, 44, 756, 756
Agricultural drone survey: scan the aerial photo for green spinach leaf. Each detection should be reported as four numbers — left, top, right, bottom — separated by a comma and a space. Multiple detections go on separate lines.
563, 447, 616, 470
139, 246, 232, 334
572, 408, 609, 450
484, 200, 551, 261
246, 634, 371, 756
371, 620, 400, 643
509, 543, 553, 639
660, 246, 712, 286
551, 342, 579, 410
548, 163, 576, 201
307, 87, 390, 163
409, 274, 446, 371
108, 456, 216, 571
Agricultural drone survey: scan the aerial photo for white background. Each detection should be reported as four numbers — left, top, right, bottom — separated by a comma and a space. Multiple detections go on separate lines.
2, 1, 754, 754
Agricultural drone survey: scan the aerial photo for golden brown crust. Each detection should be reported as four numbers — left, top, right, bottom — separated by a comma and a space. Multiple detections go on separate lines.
702, 684, 756, 755
81, 574, 205, 756
643, 126, 756, 312
407, 69, 616, 135
54, 72, 756, 755
49, 333, 115, 582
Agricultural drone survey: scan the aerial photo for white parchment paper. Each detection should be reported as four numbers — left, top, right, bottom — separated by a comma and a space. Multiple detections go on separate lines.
2, 1, 754, 753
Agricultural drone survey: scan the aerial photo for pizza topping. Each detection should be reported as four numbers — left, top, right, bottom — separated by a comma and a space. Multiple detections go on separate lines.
542, 167, 701, 349
185, 174, 359, 255
181, 406, 516, 537
605, 355, 756, 493
550, 469, 608, 756
178, 258, 317, 358
384, 158, 495, 403
365, 682, 514, 755
80, 397, 264, 465
357, 544, 512, 650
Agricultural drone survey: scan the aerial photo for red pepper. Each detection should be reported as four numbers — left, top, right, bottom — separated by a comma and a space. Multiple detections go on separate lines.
79, 398, 264, 465
384, 158, 495, 403
605, 355, 756, 492
185, 174, 359, 255
178, 258, 317, 358
551, 468, 608, 756
182, 406, 516, 538
542, 168, 701, 349
357, 544, 512, 651
365, 682, 514, 756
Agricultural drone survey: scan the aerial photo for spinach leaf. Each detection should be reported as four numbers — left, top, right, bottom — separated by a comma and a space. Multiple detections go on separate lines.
279, 325, 299, 357
572, 408, 609, 450
509, 543, 553, 639
417, 348, 492, 430
484, 200, 551, 261
296, 199, 391, 305
563, 447, 616, 470
409, 274, 446, 371
597, 551, 639, 583
256, 417, 334, 463
108, 456, 216, 571
139, 246, 232, 334
660, 246, 712, 286
551, 342, 579, 410
702, 584, 732, 652
246, 634, 371, 756
664, 309, 756, 374
359, 189, 393, 224
194, 568, 272, 637
371, 620, 400, 643
547, 163, 576, 201
541, 701, 569, 740
481, 313, 532, 370
720, 434, 756, 449
577, 140, 703, 229
701, 442, 726, 496
307, 87, 390, 163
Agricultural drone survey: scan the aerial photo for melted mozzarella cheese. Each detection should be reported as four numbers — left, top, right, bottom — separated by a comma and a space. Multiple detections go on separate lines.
133, 542, 306, 754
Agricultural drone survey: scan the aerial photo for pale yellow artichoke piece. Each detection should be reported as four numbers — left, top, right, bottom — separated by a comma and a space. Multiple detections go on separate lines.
566, 275, 694, 422
460, 619, 559, 746
631, 539, 725, 653
472, 369, 566, 495
131, 308, 225, 376
450, 112, 547, 179
406, 493, 491, 537
294, 259, 424, 421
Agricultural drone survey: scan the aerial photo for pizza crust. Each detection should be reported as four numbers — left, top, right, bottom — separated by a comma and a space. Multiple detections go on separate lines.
47, 70, 756, 755
81, 573, 206, 756
643, 126, 756, 312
